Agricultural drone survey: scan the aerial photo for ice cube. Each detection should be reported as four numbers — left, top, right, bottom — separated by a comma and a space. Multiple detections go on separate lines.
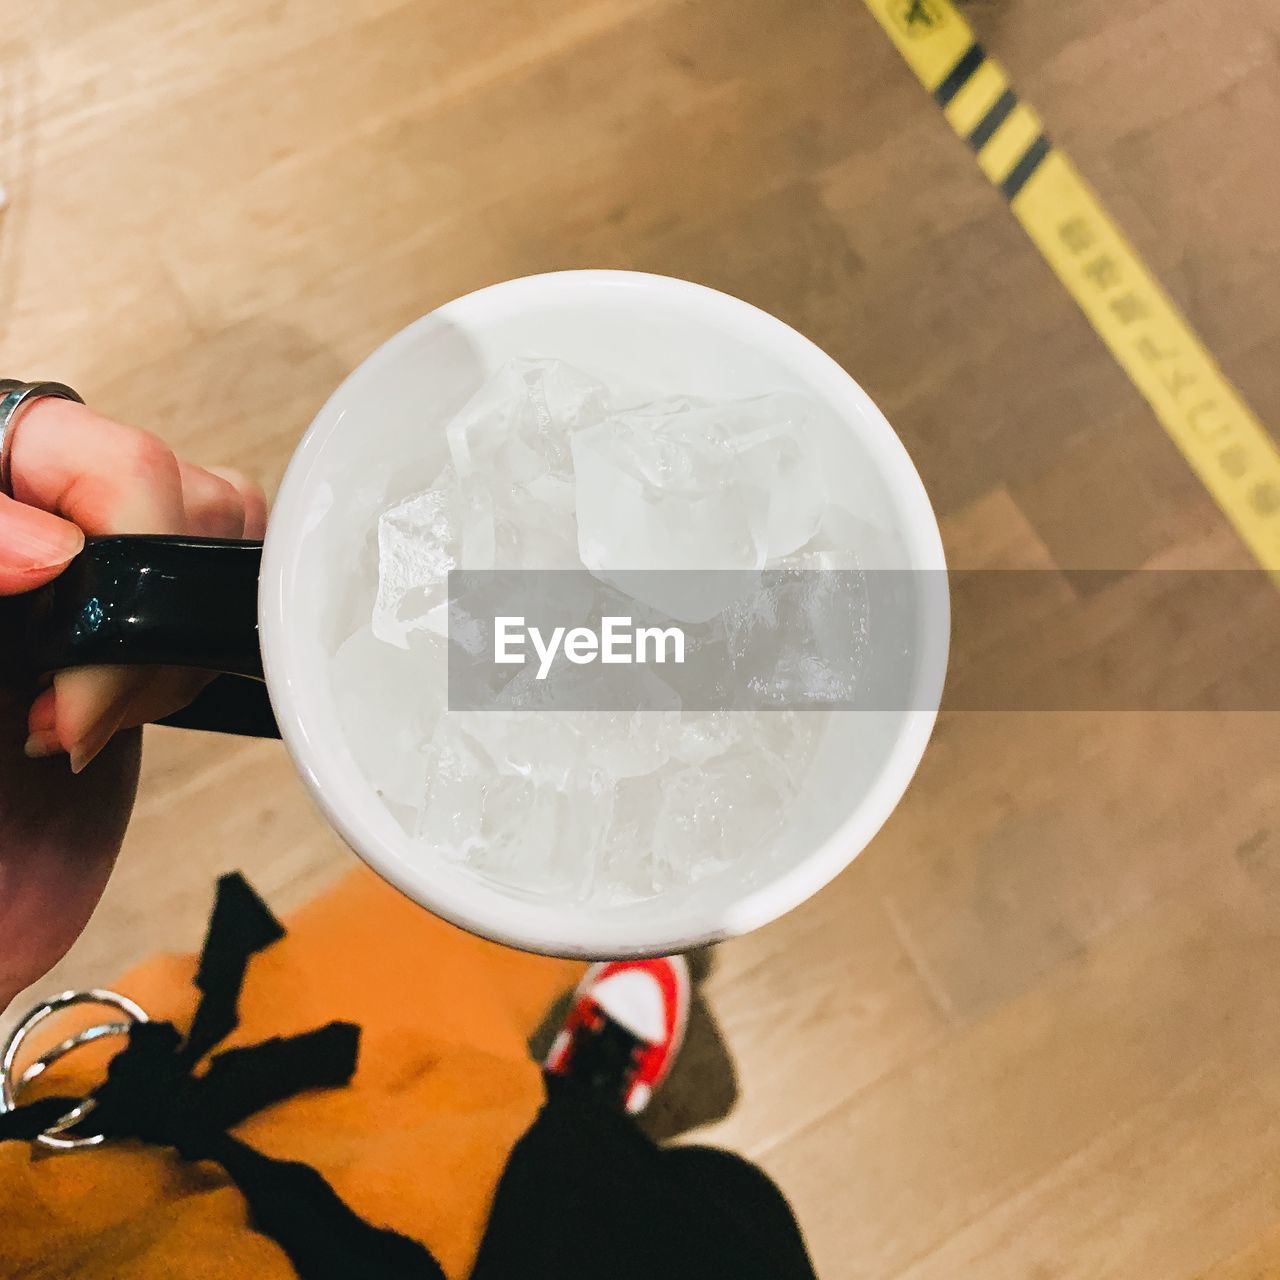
417, 716, 614, 901
596, 773, 667, 902
373, 362, 606, 654
669, 710, 741, 765
474, 770, 614, 901
448, 358, 611, 489
775, 504, 863, 570
653, 614, 739, 711
571, 398, 769, 622
730, 395, 826, 561
460, 660, 680, 785
672, 709, 823, 774
742, 709, 827, 787
572, 393, 825, 621
491, 482, 582, 571
413, 714, 487, 854
330, 625, 446, 810
652, 746, 794, 888
373, 467, 494, 647
597, 713, 824, 899
724, 567, 869, 706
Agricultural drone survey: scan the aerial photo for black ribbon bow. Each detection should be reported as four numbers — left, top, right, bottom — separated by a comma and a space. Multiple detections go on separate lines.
0, 873, 444, 1280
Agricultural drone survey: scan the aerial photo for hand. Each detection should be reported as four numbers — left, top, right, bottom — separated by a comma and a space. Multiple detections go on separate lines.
0, 396, 266, 1006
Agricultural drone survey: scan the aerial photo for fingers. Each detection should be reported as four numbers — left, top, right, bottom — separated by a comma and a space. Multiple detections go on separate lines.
210, 467, 268, 539
184, 465, 268, 540
11, 395, 267, 542
7, 396, 267, 767
112, 667, 213, 732
0, 494, 84, 593
178, 460, 247, 538
24, 666, 211, 766
23, 684, 59, 758
31, 670, 134, 773
9, 400, 187, 765
11, 396, 186, 535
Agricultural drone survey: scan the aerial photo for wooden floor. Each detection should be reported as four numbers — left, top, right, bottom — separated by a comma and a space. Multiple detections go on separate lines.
5, 1, 1280, 1275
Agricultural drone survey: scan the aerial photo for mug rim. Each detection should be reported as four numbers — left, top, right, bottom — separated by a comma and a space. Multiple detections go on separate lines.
260, 269, 948, 958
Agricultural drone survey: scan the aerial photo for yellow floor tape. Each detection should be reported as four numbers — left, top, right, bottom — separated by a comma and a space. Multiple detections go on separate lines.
862, 0, 1280, 578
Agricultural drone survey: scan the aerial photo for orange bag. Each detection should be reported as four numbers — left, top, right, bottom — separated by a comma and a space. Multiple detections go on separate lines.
0, 867, 582, 1279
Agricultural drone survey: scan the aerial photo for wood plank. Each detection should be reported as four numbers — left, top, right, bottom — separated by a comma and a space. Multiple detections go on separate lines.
3, 1, 1280, 1273
763, 857, 1280, 1278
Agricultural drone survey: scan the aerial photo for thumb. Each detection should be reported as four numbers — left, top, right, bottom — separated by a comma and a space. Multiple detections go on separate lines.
0, 494, 85, 594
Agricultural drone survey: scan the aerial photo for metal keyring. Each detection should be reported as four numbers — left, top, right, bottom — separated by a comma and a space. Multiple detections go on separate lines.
0, 380, 86, 498
0, 989, 148, 1150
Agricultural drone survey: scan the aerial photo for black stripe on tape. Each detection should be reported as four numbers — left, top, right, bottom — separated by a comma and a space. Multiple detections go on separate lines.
934, 42, 985, 107
968, 87, 1017, 151
1001, 133, 1051, 200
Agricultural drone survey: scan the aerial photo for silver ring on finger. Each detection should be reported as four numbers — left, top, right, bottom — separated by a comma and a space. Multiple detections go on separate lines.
0, 380, 86, 499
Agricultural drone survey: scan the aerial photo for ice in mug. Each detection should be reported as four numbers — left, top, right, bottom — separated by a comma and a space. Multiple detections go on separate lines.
329, 359, 867, 904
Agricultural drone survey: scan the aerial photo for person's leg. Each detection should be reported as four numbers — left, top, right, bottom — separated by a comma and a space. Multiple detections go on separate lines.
474, 1076, 817, 1280
659, 1144, 818, 1280
473, 956, 817, 1280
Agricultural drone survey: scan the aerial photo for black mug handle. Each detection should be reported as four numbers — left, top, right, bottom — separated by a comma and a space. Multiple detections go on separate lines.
9, 535, 280, 738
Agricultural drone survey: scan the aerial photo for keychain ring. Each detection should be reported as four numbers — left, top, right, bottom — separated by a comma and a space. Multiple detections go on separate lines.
0, 989, 148, 1150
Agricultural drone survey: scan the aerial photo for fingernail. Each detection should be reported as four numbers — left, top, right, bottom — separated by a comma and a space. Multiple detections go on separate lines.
207, 465, 252, 489
68, 704, 128, 775
41, 522, 85, 567
69, 731, 109, 774
5, 504, 84, 571
23, 730, 62, 759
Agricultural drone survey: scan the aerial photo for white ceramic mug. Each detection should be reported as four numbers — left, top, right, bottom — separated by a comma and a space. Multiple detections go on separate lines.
24, 271, 949, 958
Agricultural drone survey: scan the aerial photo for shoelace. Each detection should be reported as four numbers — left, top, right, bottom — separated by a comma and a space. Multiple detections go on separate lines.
565, 1009, 646, 1107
